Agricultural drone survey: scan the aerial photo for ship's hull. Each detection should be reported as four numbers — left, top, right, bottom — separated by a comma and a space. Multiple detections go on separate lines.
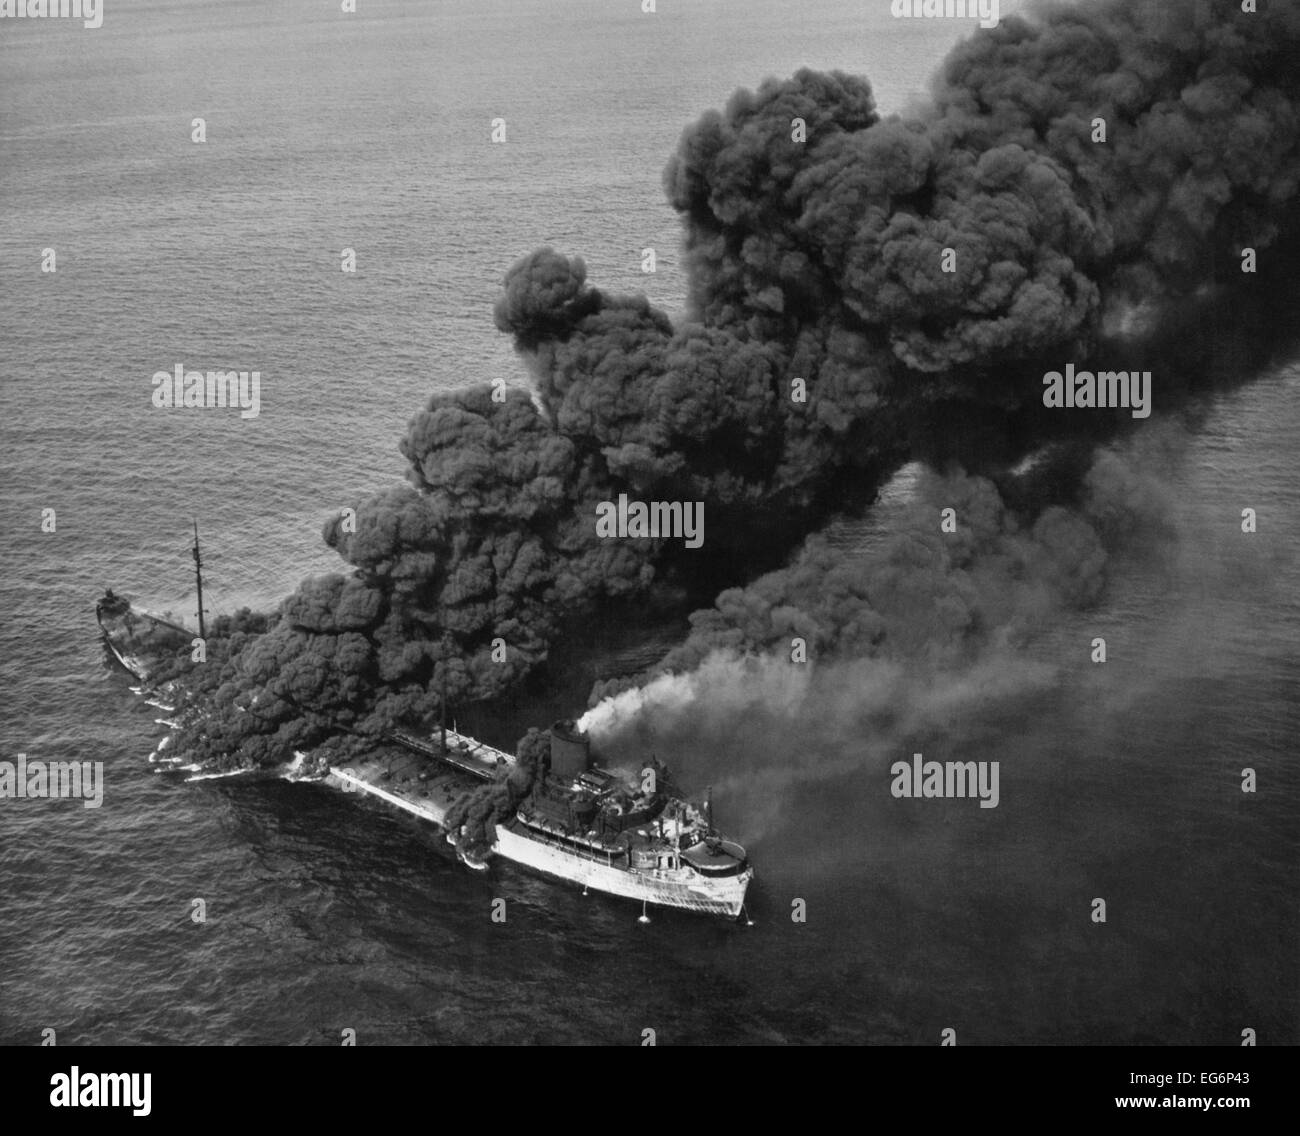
328, 762, 751, 918
96, 597, 192, 685
94, 581, 754, 920
493, 822, 752, 917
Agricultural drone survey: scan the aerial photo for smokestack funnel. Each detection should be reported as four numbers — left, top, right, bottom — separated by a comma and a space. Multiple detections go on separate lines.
549, 719, 591, 779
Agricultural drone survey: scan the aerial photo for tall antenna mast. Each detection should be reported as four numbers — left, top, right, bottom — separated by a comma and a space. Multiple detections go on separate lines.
440, 671, 448, 754
192, 519, 206, 640
439, 632, 450, 754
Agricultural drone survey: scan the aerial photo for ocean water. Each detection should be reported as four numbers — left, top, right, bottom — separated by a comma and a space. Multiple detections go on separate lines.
1, 0, 1296, 1046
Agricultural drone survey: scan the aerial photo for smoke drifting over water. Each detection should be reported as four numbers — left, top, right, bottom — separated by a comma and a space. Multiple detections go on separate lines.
577, 432, 1175, 834
171, 0, 1300, 774
580, 645, 1060, 848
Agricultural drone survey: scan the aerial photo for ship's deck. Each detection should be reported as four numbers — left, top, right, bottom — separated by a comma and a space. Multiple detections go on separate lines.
388, 728, 513, 781
97, 601, 193, 683
328, 746, 483, 825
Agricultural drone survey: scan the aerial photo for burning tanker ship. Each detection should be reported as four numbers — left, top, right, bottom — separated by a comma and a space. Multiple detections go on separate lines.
355, 719, 753, 919
95, 536, 753, 920
486, 721, 751, 918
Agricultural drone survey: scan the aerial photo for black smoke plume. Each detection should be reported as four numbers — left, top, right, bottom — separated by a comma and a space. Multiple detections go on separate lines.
166, 0, 1300, 773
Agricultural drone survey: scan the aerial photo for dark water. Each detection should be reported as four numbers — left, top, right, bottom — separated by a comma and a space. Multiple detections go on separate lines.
2, 0, 1295, 1046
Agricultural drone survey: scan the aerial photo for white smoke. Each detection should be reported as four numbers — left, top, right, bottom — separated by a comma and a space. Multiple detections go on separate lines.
576, 650, 813, 738
576, 643, 1063, 849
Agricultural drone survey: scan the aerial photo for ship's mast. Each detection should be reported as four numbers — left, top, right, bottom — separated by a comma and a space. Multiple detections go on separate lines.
191, 519, 206, 640
439, 632, 450, 754
440, 672, 448, 754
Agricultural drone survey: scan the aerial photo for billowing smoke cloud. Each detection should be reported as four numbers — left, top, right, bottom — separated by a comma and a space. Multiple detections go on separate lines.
590, 437, 1177, 691
443, 727, 548, 855
168, 0, 1300, 772
579, 646, 1061, 848
577, 430, 1183, 845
